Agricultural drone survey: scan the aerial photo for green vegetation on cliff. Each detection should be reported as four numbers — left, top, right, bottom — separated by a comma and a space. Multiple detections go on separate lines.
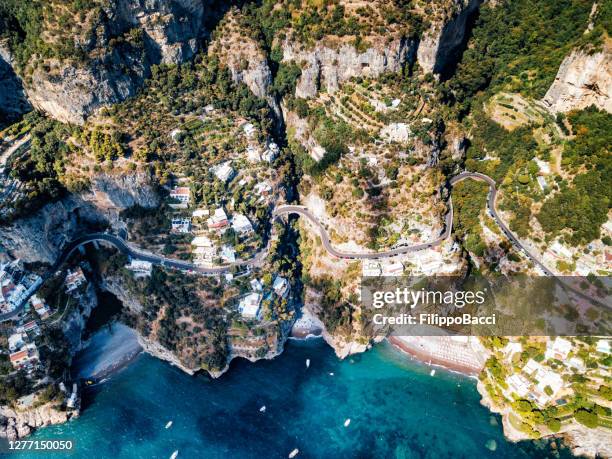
537, 107, 612, 244
447, 0, 594, 112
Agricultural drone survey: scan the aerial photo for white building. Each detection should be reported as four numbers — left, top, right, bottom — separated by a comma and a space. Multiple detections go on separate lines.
523, 358, 542, 376
207, 207, 229, 231
243, 122, 256, 138
507, 374, 530, 398
596, 339, 610, 354
250, 278, 263, 292
171, 217, 191, 233
534, 157, 551, 174
191, 236, 214, 247
126, 260, 153, 277
239, 293, 262, 319
191, 236, 216, 266
67, 383, 78, 409
211, 161, 235, 183
362, 261, 382, 277
545, 337, 572, 361
193, 246, 216, 266
550, 241, 573, 260
535, 367, 564, 398
65, 268, 86, 293
262, 141, 279, 162
502, 341, 523, 357
568, 356, 586, 372
220, 245, 236, 263
381, 261, 404, 277
8, 332, 26, 352
31, 295, 50, 318
192, 209, 210, 218
254, 181, 272, 196
246, 145, 261, 162
232, 214, 254, 234
536, 176, 547, 191
272, 276, 289, 297
169, 186, 191, 204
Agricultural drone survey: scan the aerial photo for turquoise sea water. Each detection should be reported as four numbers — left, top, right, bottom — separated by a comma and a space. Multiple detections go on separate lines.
11, 339, 572, 459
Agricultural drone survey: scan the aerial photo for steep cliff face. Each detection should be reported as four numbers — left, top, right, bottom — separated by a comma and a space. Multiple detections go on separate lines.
0, 402, 74, 441
209, 10, 281, 119
542, 39, 612, 114
62, 283, 99, 352
112, 0, 204, 65
0, 42, 31, 127
417, 0, 482, 76
27, 57, 144, 126
0, 197, 102, 263
0, 172, 158, 264
282, 36, 417, 98
89, 172, 160, 209
15, 0, 209, 124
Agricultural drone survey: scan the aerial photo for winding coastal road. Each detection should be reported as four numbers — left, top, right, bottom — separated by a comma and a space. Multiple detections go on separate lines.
274, 171, 553, 276
0, 171, 575, 322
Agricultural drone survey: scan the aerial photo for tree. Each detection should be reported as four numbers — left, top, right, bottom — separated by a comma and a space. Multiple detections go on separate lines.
574, 409, 598, 428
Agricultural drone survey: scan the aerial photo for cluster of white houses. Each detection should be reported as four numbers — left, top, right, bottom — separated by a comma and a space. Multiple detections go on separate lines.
502, 337, 611, 408
168, 185, 259, 268
0, 260, 43, 315
237, 275, 290, 320
242, 122, 279, 163
8, 320, 41, 370
164, 123, 279, 269
3, 265, 94, 372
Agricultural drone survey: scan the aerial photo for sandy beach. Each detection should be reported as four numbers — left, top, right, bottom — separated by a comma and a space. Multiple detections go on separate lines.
73, 323, 143, 380
388, 336, 487, 376
291, 307, 324, 339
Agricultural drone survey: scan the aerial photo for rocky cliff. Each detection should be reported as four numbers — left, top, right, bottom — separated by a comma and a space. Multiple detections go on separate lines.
478, 380, 612, 458
0, 197, 103, 264
0, 171, 158, 264
282, 36, 417, 98
88, 172, 160, 210
209, 9, 281, 120
26, 57, 145, 126
417, 0, 482, 76
62, 283, 99, 352
9, 0, 210, 124
542, 39, 612, 114
0, 402, 75, 441
0, 42, 31, 127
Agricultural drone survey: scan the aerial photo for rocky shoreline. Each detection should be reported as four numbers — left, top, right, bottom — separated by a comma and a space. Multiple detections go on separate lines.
4, 312, 610, 459
478, 378, 612, 458
0, 401, 76, 442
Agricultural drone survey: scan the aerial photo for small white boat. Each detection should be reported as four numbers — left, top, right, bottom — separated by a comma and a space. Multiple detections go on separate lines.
165, 421, 173, 429
170, 451, 178, 459
329, 372, 334, 376
344, 418, 351, 427
430, 369, 436, 377
305, 359, 310, 368
288, 448, 300, 458
259, 405, 266, 413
